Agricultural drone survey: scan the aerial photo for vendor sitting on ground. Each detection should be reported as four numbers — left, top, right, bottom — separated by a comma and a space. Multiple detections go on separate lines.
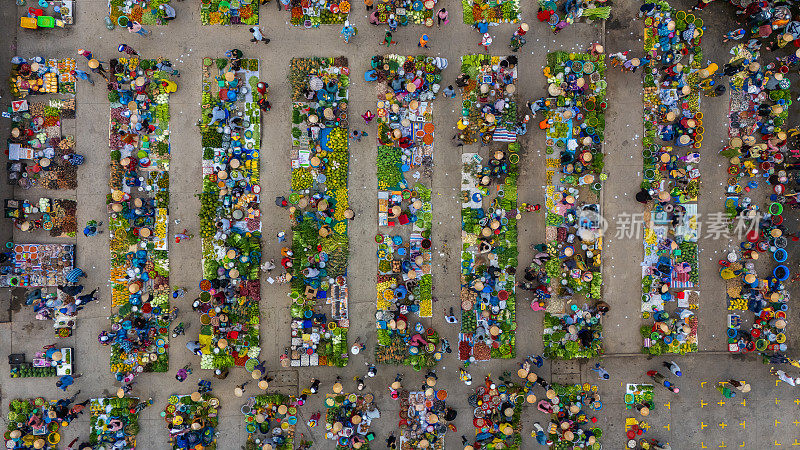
208, 104, 230, 126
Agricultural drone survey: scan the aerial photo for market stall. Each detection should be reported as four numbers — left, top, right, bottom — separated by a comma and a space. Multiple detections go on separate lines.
458, 55, 519, 362
640, 2, 704, 355
468, 374, 524, 449
462, 0, 520, 23
371, 0, 438, 27
198, 54, 263, 371
288, 57, 351, 367
241, 394, 299, 449
9, 347, 72, 378
4, 243, 74, 287
395, 385, 453, 449
109, 0, 173, 26
543, 383, 603, 448
543, 310, 603, 359
537, 0, 609, 33
5, 198, 77, 236
5, 397, 81, 449
201, 0, 259, 25
718, 43, 792, 354
541, 51, 606, 314
107, 55, 176, 380
289, 0, 349, 27
9, 57, 79, 190
163, 393, 219, 450
89, 397, 145, 449
368, 55, 446, 369
324, 390, 381, 448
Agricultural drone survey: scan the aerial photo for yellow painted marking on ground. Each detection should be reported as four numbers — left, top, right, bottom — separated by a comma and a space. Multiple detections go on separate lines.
718, 400, 726, 406
701, 422, 708, 430
740, 443, 745, 448
740, 421, 746, 430
777, 419, 782, 427
701, 382, 707, 388
701, 443, 707, 449
777, 441, 783, 446
794, 399, 800, 406
777, 398, 781, 405
719, 442, 727, 448
741, 398, 746, 407
664, 401, 671, 410
777, 380, 781, 387
794, 420, 800, 427
793, 440, 800, 446
700, 400, 708, 408
664, 424, 670, 431
719, 423, 727, 429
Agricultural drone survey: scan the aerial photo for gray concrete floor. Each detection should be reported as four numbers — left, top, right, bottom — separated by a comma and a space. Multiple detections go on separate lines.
4, 0, 800, 448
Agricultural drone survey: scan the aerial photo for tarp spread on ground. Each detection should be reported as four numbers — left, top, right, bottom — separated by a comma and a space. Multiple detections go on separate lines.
640, 2, 703, 356
539, 51, 606, 359
18, 0, 74, 29
288, 57, 351, 367
198, 54, 263, 370
720, 43, 791, 354
324, 391, 381, 448
9, 57, 80, 190
5, 243, 74, 287
368, 54, 446, 370
107, 56, 175, 379
458, 55, 519, 362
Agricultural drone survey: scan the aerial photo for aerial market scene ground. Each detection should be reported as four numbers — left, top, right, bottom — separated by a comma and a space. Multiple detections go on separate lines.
4, 0, 800, 448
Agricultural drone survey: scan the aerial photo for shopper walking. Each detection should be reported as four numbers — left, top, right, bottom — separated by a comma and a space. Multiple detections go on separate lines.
250, 26, 270, 43
663, 361, 682, 376
118, 44, 138, 56
418, 34, 429, 48
437, 8, 449, 26
365, 0, 373, 10
591, 363, 610, 380
126, 20, 151, 36
71, 69, 94, 86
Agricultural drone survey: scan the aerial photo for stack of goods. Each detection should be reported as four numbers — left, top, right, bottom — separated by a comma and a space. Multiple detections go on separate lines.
241, 394, 299, 449
5, 198, 77, 236
5, 397, 81, 449
9, 58, 79, 190
201, 0, 259, 25
197, 54, 263, 371
9, 347, 71, 378
18, 0, 74, 28
163, 393, 219, 450
624, 384, 654, 411
6, 243, 74, 287
109, 0, 173, 26
324, 390, 381, 448
367, 55, 446, 369
289, 0, 349, 27
461, 0, 520, 23
468, 375, 524, 449
640, 2, 704, 355
540, 51, 606, 319
538, 0, 610, 33
719, 43, 792, 354
287, 57, 351, 367
107, 56, 176, 380
89, 397, 144, 449
373, 0, 437, 26
395, 386, 453, 449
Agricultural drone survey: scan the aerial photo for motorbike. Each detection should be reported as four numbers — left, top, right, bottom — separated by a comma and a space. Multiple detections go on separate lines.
172, 322, 189, 338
